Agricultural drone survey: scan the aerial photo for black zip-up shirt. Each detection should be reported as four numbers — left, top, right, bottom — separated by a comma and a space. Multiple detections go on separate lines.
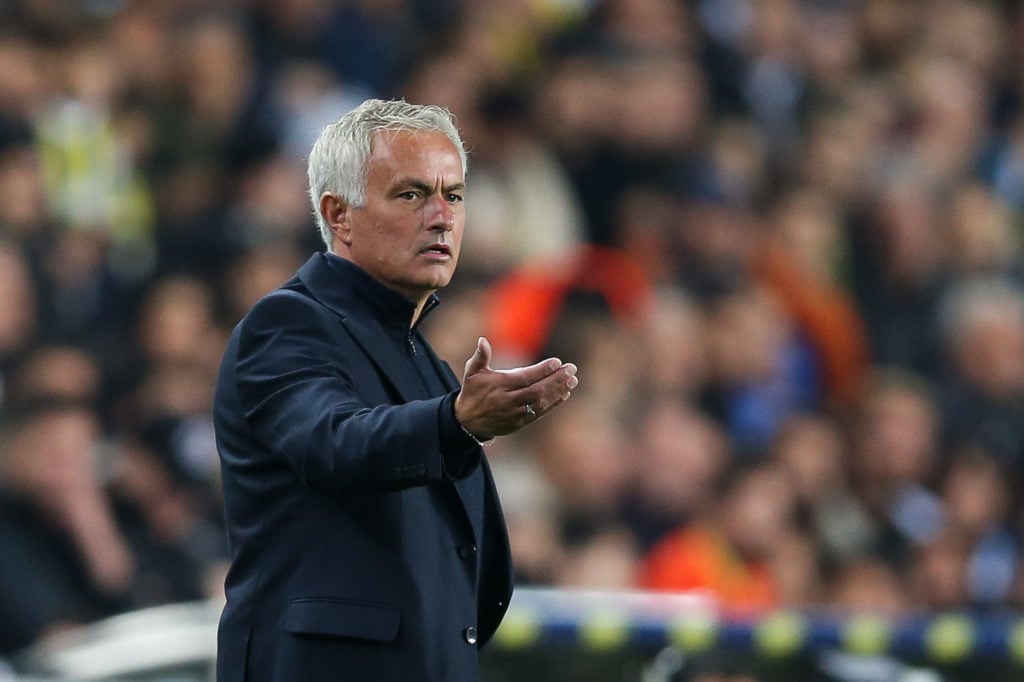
324, 252, 480, 477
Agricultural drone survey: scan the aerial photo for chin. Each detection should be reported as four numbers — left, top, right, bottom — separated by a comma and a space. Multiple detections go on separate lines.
425, 269, 456, 290
428, 275, 454, 291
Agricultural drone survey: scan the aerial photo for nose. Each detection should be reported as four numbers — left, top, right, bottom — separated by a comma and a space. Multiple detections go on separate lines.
426, 194, 455, 232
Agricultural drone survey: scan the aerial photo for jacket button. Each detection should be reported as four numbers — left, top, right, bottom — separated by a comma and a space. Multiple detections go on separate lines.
463, 626, 478, 645
457, 544, 477, 560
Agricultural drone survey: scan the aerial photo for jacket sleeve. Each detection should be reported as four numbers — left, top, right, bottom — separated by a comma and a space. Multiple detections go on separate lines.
233, 290, 474, 495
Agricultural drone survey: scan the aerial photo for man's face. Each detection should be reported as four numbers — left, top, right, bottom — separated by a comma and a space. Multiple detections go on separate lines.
337, 129, 465, 302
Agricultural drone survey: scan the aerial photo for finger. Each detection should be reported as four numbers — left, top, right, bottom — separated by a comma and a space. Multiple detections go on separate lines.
463, 336, 492, 377
509, 363, 578, 407
546, 390, 573, 412
497, 357, 563, 389
531, 387, 574, 416
527, 388, 574, 422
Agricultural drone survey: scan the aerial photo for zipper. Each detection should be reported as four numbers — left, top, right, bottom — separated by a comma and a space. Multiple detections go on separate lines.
407, 295, 438, 357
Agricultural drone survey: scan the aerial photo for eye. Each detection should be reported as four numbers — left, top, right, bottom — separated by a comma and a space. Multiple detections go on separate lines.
447, 193, 464, 204
399, 191, 421, 201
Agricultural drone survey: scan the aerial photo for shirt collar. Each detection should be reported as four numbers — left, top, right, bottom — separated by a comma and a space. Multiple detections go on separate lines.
323, 251, 440, 334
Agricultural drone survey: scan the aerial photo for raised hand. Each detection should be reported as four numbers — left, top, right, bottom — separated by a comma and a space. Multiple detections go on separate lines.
454, 337, 578, 441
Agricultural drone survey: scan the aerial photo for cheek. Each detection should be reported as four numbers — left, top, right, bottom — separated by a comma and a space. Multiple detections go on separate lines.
450, 218, 466, 247
363, 221, 408, 256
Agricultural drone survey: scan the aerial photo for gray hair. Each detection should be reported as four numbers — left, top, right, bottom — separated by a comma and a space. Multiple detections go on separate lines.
307, 99, 468, 248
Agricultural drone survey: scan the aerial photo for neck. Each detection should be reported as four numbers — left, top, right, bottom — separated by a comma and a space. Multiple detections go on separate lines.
327, 247, 433, 328
410, 296, 431, 329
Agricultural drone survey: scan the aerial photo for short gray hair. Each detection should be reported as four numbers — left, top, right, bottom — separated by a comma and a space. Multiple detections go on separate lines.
307, 99, 468, 248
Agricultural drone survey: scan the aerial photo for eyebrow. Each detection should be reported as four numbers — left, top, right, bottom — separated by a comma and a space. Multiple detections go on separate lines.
393, 178, 466, 194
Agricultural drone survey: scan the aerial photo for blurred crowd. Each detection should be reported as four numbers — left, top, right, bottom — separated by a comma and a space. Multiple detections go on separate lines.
2, 0, 1024, 662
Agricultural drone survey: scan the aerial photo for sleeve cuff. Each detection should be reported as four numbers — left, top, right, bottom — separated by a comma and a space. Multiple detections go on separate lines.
438, 391, 483, 480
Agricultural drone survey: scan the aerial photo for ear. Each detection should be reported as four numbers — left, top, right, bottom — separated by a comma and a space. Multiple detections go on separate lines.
320, 193, 352, 247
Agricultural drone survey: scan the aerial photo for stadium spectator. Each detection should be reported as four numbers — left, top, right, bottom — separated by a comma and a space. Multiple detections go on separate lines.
936, 277, 1024, 468
639, 463, 799, 613
0, 402, 134, 653
3, 0, 1024, 662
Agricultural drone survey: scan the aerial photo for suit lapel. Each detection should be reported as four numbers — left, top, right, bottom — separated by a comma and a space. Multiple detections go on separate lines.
296, 254, 483, 541
338, 315, 424, 403
420, 343, 485, 539
296, 254, 423, 403
421, 343, 460, 393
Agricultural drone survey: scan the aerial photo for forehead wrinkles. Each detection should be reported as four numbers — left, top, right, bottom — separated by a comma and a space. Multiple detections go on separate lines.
367, 129, 463, 180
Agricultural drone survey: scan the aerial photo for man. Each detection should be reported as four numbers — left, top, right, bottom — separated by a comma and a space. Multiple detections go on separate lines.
214, 99, 578, 681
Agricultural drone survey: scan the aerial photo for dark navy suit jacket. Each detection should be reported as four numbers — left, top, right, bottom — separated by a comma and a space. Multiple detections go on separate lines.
214, 253, 513, 682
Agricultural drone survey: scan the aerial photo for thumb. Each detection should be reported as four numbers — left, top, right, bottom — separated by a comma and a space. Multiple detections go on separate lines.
463, 336, 492, 377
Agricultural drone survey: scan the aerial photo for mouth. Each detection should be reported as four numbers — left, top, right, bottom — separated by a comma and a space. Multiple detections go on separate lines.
420, 243, 452, 259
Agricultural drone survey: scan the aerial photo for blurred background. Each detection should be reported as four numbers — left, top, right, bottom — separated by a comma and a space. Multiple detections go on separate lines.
2, 0, 1024, 680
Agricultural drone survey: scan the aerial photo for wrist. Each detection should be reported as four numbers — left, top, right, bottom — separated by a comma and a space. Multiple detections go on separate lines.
457, 420, 494, 447
452, 397, 494, 447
